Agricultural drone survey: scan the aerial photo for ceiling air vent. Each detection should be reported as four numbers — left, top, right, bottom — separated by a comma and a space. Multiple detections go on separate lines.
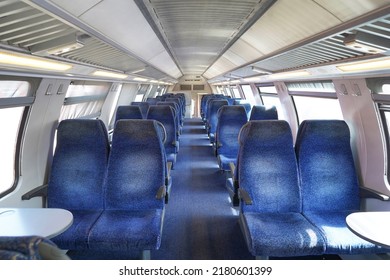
180, 84, 192, 90
193, 85, 205, 91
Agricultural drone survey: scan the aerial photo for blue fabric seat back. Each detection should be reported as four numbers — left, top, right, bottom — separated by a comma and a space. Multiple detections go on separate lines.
216, 105, 247, 156
115, 105, 143, 122
48, 119, 109, 210
295, 120, 360, 212
146, 98, 158, 105
204, 97, 220, 122
233, 100, 252, 119
147, 105, 177, 154
249, 105, 278, 120
201, 95, 215, 117
238, 120, 301, 213
165, 97, 183, 116
157, 101, 181, 131
131, 102, 150, 119
207, 99, 229, 135
104, 120, 165, 211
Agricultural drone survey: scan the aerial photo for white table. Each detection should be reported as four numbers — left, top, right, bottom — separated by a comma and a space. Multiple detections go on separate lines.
346, 211, 390, 249
0, 208, 73, 239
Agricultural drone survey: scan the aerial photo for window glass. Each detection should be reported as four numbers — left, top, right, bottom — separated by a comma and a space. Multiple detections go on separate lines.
134, 84, 150, 102
59, 82, 110, 121
241, 85, 256, 106
0, 81, 30, 97
287, 81, 335, 92
107, 84, 122, 130
381, 84, 390, 94
293, 96, 343, 123
369, 78, 390, 188
257, 84, 286, 120
261, 95, 286, 121
0, 80, 32, 196
258, 85, 277, 94
0, 107, 25, 195
231, 86, 240, 98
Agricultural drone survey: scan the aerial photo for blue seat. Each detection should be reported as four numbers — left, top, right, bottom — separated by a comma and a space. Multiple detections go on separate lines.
131, 102, 150, 119
249, 105, 278, 120
88, 120, 167, 255
295, 120, 389, 255
233, 100, 252, 119
238, 120, 325, 258
115, 105, 143, 122
158, 101, 181, 136
215, 105, 247, 171
206, 99, 228, 143
147, 105, 178, 167
47, 119, 110, 250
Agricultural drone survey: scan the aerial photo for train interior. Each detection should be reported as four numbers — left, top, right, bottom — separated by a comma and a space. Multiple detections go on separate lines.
0, 0, 390, 260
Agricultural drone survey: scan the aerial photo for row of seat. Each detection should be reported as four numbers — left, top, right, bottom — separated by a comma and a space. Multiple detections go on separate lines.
23, 119, 169, 258
215, 105, 278, 172
236, 120, 390, 258
200, 95, 278, 169
117, 93, 186, 168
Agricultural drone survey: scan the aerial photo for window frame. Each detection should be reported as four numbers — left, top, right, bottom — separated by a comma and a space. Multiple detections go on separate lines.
369, 77, 390, 184
0, 76, 38, 198
287, 80, 341, 124
60, 80, 110, 121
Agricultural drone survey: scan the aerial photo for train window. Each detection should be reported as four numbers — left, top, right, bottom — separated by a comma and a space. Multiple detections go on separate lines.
216, 85, 223, 94
154, 85, 164, 97
146, 84, 158, 99
59, 81, 110, 121
134, 84, 150, 102
240, 85, 256, 106
293, 96, 343, 123
0, 80, 32, 197
107, 84, 123, 131
287, 81, 342, 123
230, 86, 240, 98
369, 78, 390, 186
257, 84, 287, 120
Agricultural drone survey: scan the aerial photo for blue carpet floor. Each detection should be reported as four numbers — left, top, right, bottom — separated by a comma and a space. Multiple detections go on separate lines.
152, 117, 253, 260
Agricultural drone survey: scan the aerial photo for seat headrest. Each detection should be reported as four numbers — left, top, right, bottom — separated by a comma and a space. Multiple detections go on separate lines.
249, 105, 278, 120
238, 120, 292, 147
113, 119, 165, 146
57, 119, 108, 148
115, 105, 143, 121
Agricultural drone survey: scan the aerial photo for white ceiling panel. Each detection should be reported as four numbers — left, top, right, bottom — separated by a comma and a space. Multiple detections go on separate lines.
241, 0, 342, 56
48, 0, 102, 17
78, 0, 167, 62
314, 0, 390, 22
138, 0, 275, 75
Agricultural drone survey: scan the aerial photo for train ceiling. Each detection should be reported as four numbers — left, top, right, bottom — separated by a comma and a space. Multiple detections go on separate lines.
0, 0, 389, 83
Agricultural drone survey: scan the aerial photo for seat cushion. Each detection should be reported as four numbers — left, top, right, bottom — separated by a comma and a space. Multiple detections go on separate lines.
304, 211, 389, 254
52, 210, 103, 250
88, 209, 164, 250
240, 212, 325, 257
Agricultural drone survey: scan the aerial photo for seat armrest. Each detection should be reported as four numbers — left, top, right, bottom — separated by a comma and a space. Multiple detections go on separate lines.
166, 161, 172, 178
22, 184, 48, 201
360, 186, 390, 201
229, 162, 236, 176
156, 185, 167, 200
238, 188, 252, 205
